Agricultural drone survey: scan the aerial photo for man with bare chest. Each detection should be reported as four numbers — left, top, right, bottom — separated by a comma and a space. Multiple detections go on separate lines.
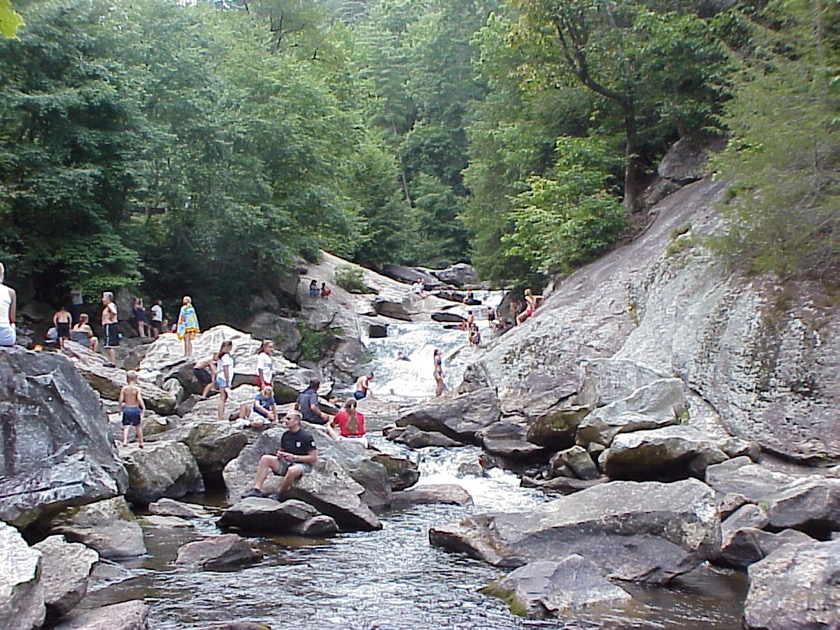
101, 291, 119, 367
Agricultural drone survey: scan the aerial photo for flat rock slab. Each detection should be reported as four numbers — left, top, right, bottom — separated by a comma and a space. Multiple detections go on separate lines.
52, 600, 150, 630
391, 484, 473, 508
430, 478, 720, 584
487, 556, 632, 618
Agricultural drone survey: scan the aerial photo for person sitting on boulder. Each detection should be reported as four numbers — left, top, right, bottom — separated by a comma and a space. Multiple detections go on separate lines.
70, 314, 98, 351
119, 370, 145, 448
308, 279, 319, 298
515, 288, 543, 325
241, 410, 316, 498
298, 377, 333, 425
234, 385, 277, 429
320, 282, 331, 298
327, 398, 367, 447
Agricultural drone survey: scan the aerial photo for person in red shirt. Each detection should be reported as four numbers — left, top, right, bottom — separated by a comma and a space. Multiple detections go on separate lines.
328, 398, 367, 447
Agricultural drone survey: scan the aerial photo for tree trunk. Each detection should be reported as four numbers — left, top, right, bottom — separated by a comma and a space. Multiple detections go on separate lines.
622, 98, 641, 213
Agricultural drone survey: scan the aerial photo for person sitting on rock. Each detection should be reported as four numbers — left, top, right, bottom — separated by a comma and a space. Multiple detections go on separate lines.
241, 410, 316, 499
309, 279, 319, 298
327, 398, 367, 447
320, 282, 331, 298
193, 353, 218, 399
70, 314, 99, 351
234, 385, 277, 429
298, 377, 333, 425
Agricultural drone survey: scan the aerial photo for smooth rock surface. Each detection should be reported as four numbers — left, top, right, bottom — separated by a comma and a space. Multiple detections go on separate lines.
175, 534, 260, 571
0, 347, 127, 528
429, 478, 720, 584
52, 599, 150, 630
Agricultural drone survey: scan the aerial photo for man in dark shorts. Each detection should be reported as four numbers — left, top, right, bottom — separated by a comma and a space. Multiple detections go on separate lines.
241, 411, 317, 498
298, 377, 332, 425
101, 291, 119, 367
53, 306, 72, 348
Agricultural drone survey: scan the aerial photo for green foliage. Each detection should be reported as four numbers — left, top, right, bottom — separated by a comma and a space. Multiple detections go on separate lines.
334, 264, 372, 293
296, 322, 334, 363
503, 137, 627, 275
0, 0, 22, 38
711, 0, 840, 285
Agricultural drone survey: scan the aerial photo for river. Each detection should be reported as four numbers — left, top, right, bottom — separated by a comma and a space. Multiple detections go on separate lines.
75, 293, 749, 629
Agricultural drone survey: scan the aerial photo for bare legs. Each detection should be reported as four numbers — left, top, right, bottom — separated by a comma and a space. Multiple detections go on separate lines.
252, 455, 303, 495
183, 331, 194, 356
217, 387, 228, 422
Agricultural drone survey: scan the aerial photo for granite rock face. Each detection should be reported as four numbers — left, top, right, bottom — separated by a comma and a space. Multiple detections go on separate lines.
0, 521, 45, 630
0, 347, 127, 528
465, 179, 840, 461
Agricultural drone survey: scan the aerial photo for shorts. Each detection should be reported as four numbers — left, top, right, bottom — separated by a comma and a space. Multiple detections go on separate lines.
215, 375, 230, 389
353, 390, 366, 400
193, 368, 212, 385
134, 309, 147, 323
0, 325, 15, 347
56, 322, 71, 339
151, 320, 162, 331
272, 459, 311, 476
122, 407, 141, 426
104, 323, 120, 348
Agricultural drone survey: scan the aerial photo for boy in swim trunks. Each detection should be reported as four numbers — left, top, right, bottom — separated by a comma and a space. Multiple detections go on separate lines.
119, 370, 145, 447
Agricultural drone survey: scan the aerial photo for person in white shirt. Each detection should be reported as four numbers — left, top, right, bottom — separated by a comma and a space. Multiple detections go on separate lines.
150, 299, 164, 339
255, 340, 275, 388
215, 340, 235, 422
0, 262, 17, 347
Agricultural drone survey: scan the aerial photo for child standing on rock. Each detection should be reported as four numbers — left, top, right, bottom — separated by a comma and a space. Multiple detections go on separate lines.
119, 370, 145, 448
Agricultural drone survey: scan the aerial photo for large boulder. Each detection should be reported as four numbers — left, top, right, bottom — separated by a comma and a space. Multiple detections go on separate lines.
429, 478, 720, 584
476, 420, 548, 463
32, 535, 98, 620
390, 425, 462, 449
525, 405, 591, 451
122, 441, 204, 505
0, 347, 127, 528
50, 496, 146, 559
372, 298, 413, 321
62, 341, 177, 414
370, 452, 420, 491
183, 422, 249, 480
485, 557, 632, 618
243, 312, 301, 358
148, 498, 209, 519
52, 600, 150, 630
657, 137, 710, 184
576, 378, 687, 447
218, 498, 337, 536
222, 427, 382, 531
765, 476, 840, 536
0, 521, 45, 630
466, 179, 840, 461
430, 263, 478, 288
743, 539, 840, 630
391, 484, 473, 508
577, 358, 668, 408
603, 426, 728, 481
396, 388, 501, 443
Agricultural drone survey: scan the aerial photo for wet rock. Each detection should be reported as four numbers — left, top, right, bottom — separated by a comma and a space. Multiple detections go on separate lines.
520, 475, 605, 495
0, 521, 45, 630
32, 535, 98, 620
550, 446, 600, 481
603, 426, 728, 481
391, 484, 473, 508
291, 514, 339, 537
52, 600, 150, 630
142, 514, 195, 528
122, 440, 204, 505
370, 452, 420, 491
743, 539, 840, 630
148, 498, 209, 519
184, 421, 249, 480
396, 387, 501, 443
218, 498, 328, 534
765, 476, 840, 535
576, 379, 687, 448
391, 424, 462, 448
0, 347, 127, 529
526, 405, 591, 451
429, 478, 720, 584
486, 557, 632, 618
51, 496, 146, 559
62, 340, 176, 414
175, 534, 260, 571
477, 421, 548, 463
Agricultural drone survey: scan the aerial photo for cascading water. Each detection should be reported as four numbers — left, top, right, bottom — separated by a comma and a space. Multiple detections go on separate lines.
82, 295, 748, 629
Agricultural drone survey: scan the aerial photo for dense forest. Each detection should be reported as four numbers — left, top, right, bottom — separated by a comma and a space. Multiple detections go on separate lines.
0, 0, 837, 323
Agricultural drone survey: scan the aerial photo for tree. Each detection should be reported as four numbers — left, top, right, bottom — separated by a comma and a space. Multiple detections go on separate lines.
506, 0, 731, 210
0, 0, 23, 38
